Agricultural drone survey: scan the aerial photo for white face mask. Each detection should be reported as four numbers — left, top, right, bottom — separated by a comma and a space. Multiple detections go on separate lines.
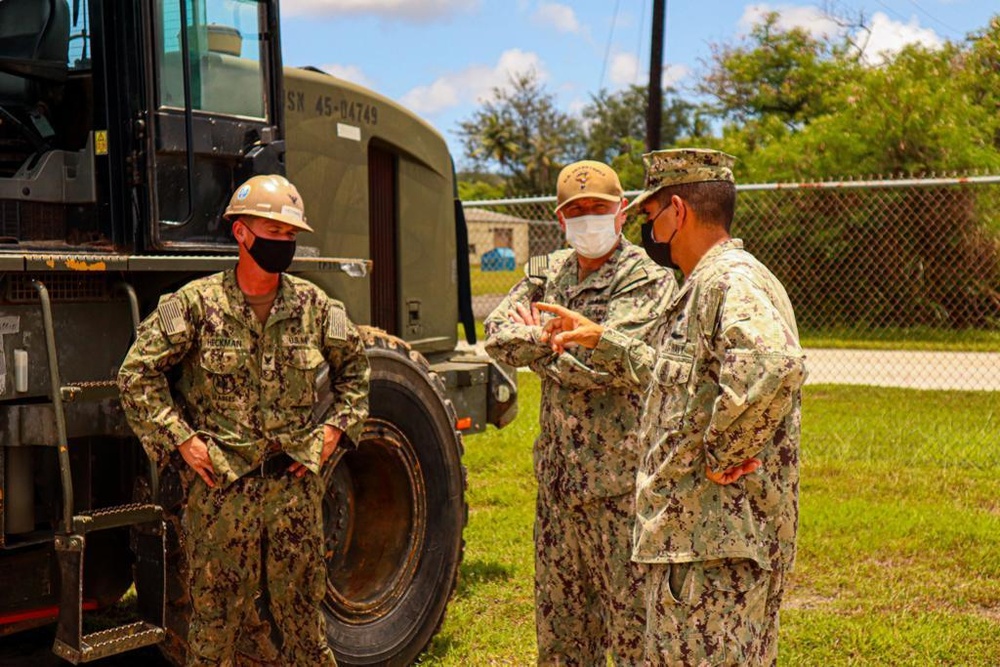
563, 210, 620, 259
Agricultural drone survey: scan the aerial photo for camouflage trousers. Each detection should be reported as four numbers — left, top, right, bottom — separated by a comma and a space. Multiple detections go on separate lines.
643, 559, 786, 667
183, 472, 337, 667
535, 488, 647, 666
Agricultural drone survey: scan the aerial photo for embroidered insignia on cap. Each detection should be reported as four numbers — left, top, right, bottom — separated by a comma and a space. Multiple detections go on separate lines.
328, 305, 347, 341
157, 299, 186, 337
528, 255, 549, 280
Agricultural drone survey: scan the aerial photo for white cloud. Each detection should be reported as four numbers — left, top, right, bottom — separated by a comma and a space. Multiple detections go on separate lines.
567, 97, 588, 115
319, 64, 373, 89
739, 4, 841, 39
859, 12, 944, 64
282, 0, 478, 22
532, 3, 581, 34
607, 52, 690, 89
738, 5, 944, 65
663, 63, 691, 87
609, 53, 640, 87
401, 49, 546, 115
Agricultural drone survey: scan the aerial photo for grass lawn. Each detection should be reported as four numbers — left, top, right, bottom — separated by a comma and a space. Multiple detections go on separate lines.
464, 316, 1000, 353
421, 375, 1000, 665
800, 326, 1000, 352
470, 267, 523, 297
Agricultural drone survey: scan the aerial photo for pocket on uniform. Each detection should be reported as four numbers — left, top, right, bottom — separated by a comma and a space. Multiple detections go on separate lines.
700, 557, 766, 593
650, 351, 693, 428
694, 559, 769, 664
280, 347, 325, 407
199, 350, 248, 403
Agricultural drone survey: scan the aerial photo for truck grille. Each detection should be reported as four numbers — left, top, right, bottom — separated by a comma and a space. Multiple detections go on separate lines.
5, 272, 110, 302
0, 201, 67, 241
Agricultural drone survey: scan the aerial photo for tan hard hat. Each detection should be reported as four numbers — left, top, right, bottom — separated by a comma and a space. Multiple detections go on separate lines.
223, 174, 313, 232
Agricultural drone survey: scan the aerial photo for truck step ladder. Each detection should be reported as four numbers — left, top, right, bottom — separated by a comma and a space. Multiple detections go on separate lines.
32, 279, 166, 663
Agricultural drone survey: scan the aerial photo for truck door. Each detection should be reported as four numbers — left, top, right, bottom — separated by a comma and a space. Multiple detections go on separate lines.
145, 0, 283, 250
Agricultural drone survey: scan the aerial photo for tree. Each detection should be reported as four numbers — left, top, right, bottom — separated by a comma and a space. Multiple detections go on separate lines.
699, 11, 858, 130
697, 11, 1000, 181
456, 175, 505, 202
579, 85, 696, 189
457, 71, 583, 196
959, 16, 1000, 151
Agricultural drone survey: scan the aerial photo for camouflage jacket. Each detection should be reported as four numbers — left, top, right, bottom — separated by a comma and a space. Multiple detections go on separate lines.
484, 239, 677, 505
118, 270, 370, 487
590, 239, 806, 570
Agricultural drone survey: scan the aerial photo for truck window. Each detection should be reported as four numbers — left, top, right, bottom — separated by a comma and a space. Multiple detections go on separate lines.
67, 0, 91, 70
156, 0, 266, 120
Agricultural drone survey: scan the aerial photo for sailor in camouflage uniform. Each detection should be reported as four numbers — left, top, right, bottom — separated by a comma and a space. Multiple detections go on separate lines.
539, 150, 806, 666
484, 161, 677, 665
118, 175, 369, 666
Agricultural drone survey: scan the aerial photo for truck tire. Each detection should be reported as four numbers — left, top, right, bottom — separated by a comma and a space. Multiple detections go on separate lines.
324, 330, 467, 665
151, 330, 467, 666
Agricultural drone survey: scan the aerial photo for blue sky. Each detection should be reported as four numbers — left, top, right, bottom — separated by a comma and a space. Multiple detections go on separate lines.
278, 1, 998, 163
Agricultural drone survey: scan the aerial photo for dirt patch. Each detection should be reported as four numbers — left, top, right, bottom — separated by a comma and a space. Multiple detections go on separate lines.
783, 591, 838, 611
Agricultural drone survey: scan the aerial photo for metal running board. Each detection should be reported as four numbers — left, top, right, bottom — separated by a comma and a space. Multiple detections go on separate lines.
60, 380, 120, 403
53, 506, 166, 664
53, 621, 165, 663
32, 278, 167, 663
71, 503, 163, 534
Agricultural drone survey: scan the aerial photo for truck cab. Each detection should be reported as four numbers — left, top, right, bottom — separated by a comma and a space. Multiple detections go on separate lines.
0, 1, 515, 664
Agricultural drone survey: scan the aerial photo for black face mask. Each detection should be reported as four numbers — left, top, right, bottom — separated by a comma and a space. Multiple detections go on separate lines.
641, 220, 678, 270
242, 227, 296, 274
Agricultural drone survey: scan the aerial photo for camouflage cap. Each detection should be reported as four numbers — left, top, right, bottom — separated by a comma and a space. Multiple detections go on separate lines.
625, 148, 736, 213
555, 160, 624, 213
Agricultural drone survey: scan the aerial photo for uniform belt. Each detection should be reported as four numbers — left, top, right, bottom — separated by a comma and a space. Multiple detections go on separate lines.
246, 452, 295, 478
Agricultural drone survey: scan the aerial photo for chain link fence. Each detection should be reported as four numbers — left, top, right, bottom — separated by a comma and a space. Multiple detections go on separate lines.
464, 175, 1000, 391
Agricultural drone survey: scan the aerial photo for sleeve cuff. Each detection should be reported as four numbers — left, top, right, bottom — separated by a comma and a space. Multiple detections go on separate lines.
166, 422, 197, 451
591, 327, 630, 366
326, 414, 363, 449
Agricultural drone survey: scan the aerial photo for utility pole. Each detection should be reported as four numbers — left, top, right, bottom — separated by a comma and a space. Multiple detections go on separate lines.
646, 0, 666, 152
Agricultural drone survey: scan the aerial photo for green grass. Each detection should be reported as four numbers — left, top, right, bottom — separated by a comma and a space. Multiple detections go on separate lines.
464, 311, 1000, 352
470, 267, 523, 297
418, 376, 541, 664
800, 326, 1000, 352
421, 375, 1000, 665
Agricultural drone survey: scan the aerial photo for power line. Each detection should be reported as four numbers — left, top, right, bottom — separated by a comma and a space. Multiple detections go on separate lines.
635, 0, 648, 87
598, 0, 621, 92
905, 0, 962, 38
871, 0, 909, 24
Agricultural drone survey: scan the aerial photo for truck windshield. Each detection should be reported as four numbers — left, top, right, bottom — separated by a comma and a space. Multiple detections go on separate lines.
156, 0, 267, 120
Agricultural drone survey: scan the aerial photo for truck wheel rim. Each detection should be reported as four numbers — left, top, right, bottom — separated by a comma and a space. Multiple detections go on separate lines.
321, 418, 427, 622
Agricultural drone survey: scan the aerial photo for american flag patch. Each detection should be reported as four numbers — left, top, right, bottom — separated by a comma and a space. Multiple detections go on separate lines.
528, 255, 548, 280
327, 306, 347, 341
157, 299, 186, 337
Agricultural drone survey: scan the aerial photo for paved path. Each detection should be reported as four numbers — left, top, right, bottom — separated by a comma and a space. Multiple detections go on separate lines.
804, 348, 1000, 391
460, 340, 999, 391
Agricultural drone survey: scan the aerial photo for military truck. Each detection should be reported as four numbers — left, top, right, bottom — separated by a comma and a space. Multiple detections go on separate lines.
0, 0, 517, 664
